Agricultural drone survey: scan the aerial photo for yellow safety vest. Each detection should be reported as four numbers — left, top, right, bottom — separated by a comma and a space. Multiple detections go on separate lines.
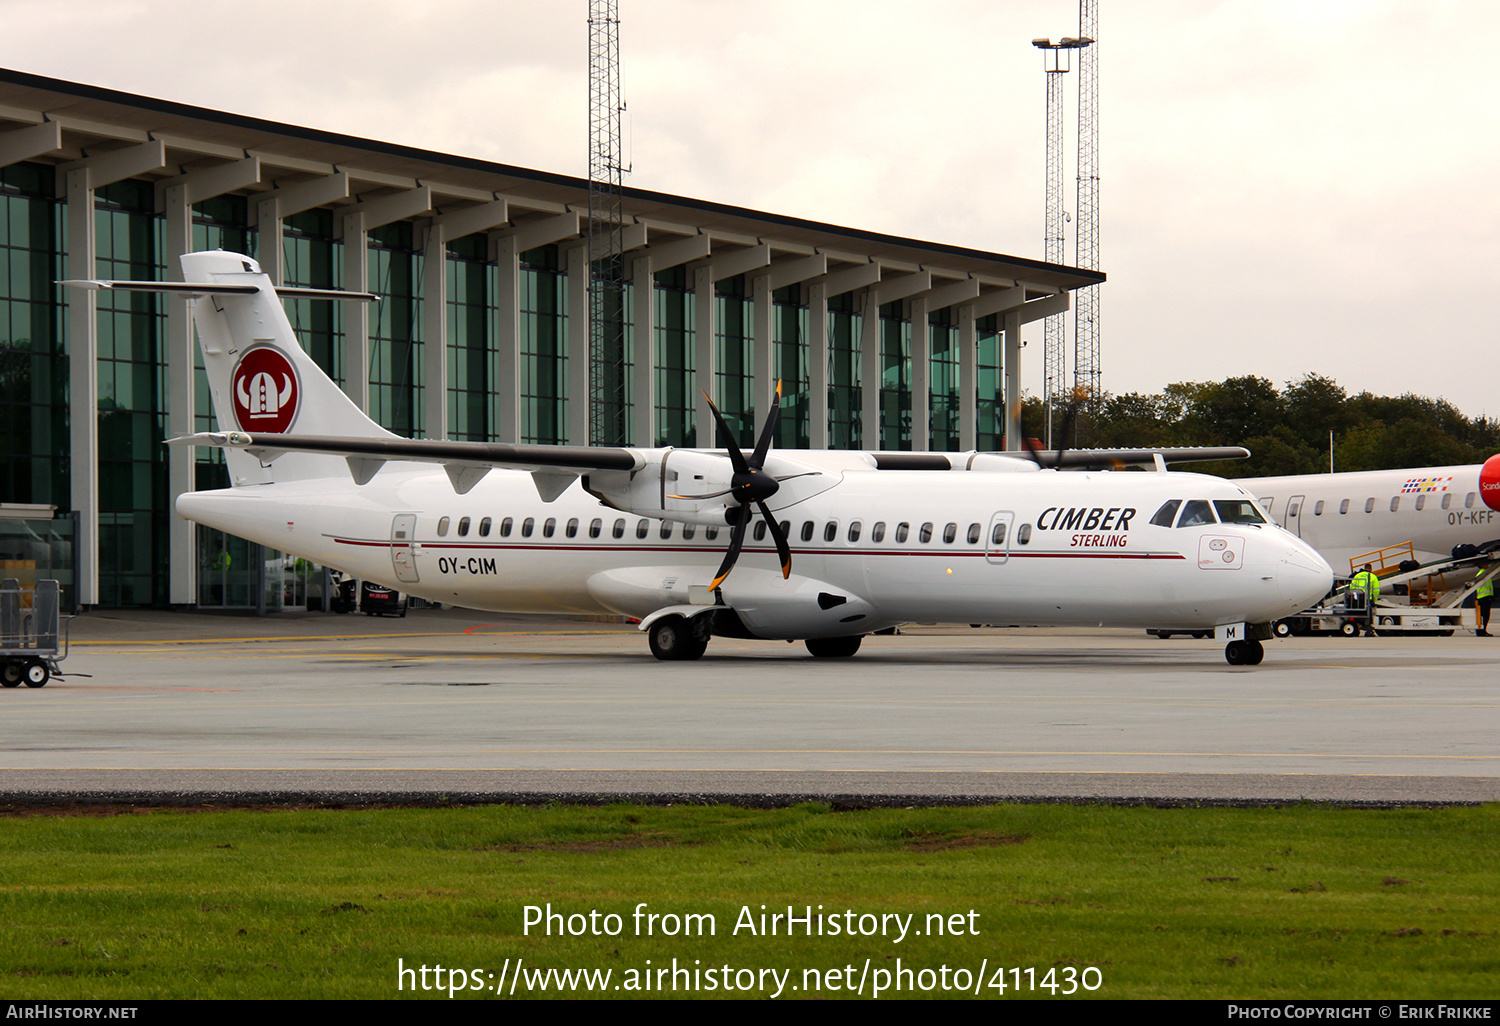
1479, 578, 1494, 601
1351, 571, 1380, 606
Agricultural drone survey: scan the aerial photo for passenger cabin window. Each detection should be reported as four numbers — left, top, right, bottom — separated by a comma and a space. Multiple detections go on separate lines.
543, 518, 556, 538
753, 521, 768, 542
919, 522, 934, 543
967, 523, 981, 544
521, 517, 535, 537
706, 526, 720, 541
780, 521, 791, 539
589, 518, 603, 538
437, 516, 451, 537
500, 517, 513, 537
1442, 494, 1452, 510
895, 522, 910, 543
1364, 498, 1375, 514
565, 518, 579, 538
1466, 492, 1476, 509
848, 521, 862, 543
659, 521, 674, 539
823, 521, 838, 543
1017, 524, 1032, 544
613, 519, 626, 539
479, 517, 492, 537
1313, 501, 1325, 516
872, 522, 886, 543
942, 523, 957, 544
991, 522, 1007, 545
458, 517, 471, 536
682, 523, 696, 540
1339, 499, 1349, 515
1288, 502, 1300, 517
1390, 496, 1400, 512
801, 521, 815, 543
1415, 495, 1426, 511
1177, 500, 1216, 527
1149, 500, 1182, 528
636, 519, 650, 539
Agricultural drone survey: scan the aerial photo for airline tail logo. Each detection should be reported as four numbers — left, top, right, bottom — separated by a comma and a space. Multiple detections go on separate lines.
1481, 454, 1500, 512
232, 346, 299, 434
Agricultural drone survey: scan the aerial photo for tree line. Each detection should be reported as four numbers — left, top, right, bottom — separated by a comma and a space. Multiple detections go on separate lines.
1024, 375, 1500, 479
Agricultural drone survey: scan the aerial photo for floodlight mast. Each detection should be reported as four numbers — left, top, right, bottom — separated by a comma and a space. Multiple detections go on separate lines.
1073, 0, 1101, 442
588, 0, 629, 445
1032, 35, 1087, 448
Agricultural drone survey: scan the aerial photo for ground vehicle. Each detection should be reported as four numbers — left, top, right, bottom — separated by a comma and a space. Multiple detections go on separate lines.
0, 579, 69, 687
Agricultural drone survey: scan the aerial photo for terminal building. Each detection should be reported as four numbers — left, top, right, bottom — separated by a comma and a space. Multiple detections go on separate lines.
0, 67, 1104, 611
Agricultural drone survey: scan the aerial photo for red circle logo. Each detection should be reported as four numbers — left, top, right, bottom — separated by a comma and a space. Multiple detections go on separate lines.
1481, 453, 1500, 512
232, 346, 300, 434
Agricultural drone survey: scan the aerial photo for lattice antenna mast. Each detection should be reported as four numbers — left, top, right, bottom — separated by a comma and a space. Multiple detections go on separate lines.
1073, 1, 1100, 435
588, 0, 629, 445
1033, 36, 1085, 448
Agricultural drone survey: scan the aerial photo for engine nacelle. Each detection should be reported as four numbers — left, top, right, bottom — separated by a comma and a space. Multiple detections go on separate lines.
583, 449, 740, 526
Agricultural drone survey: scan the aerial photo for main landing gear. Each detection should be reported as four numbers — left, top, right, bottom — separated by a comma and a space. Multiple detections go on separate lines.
805, 635, 862, 658
1224, 639, 1264, 666
647, 615, 711, 661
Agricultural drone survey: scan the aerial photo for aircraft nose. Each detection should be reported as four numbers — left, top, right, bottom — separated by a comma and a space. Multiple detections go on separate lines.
1277, 546, 1334, 610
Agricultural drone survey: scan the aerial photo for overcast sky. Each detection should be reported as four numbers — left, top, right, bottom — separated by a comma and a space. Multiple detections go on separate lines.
6, 0, 1497, 419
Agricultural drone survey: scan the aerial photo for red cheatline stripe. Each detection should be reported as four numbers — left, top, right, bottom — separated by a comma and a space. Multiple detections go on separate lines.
334, 538, 1186, 560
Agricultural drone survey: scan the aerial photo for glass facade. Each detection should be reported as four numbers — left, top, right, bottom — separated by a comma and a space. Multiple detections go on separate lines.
520, 245, 566, 445
446, 234, 494, 442
714, 275, 754, 446
827, 292, 861, 450
653, 266, 694, 447
368, 222, 422, 437
878, 301, 910, 450
772, 285, 809, 449
929, 307, 961, 451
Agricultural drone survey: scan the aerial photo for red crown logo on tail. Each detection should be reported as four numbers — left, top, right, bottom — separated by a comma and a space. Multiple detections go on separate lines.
231, 346, 300, 434
1481, 454, 1500, 512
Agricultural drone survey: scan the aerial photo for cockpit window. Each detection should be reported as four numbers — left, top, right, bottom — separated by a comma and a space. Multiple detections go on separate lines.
1213, 499, 1266, 525
1176, 500, 1216, 527
1149, 500, 1182, 527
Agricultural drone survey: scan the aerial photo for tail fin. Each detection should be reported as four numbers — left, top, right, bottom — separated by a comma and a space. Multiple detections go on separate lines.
181, 251, 393, 486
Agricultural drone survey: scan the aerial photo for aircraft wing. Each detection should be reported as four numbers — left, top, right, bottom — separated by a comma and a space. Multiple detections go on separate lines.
988, 446, 1251, 470
171, 430, 642, 499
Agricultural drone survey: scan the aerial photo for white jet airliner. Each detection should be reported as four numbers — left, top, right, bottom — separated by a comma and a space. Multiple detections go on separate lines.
65, 252, 1333, 665
1243, 459, 1500, 575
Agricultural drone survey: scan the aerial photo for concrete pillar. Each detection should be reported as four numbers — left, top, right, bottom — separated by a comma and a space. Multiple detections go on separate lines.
1003, 307, 1023, 451
807, 281, 828, 449
631, 254, 655, 446
693, 264, 716, 447
958, 304, 977, 451
341, 210, 370, 412
909, 295, 930, 451
494, 233, 521, 443
564, 242, 590, 445
164, 184, 196, 604
422, 222, 447, 440
65, 168, 98, 607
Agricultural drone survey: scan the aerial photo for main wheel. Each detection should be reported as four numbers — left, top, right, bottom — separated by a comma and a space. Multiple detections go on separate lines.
648, 616, 709, 661
1273, 619, 1293, 638
1192, 631, 1211, 640
1245, 639, 1265, 665
805, 635, 863, 658
23, 660, 49, 688
1153, 631, 1173, 640
1, 661, 22, 687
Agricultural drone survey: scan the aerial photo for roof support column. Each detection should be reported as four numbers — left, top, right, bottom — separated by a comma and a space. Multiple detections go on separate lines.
859, 291, 880, 448
958, 304, 977, 451
341, 210, 371, 412
693, 264, 715, 447
631, 254, 655, 446
254, 172, 350, 286
64, 167, 98, 607
806, 281, 828, 449
1003, 306, 1023, 451
565, 241, 590, 445
162, 157, 261, 605
909, 295, 930, 451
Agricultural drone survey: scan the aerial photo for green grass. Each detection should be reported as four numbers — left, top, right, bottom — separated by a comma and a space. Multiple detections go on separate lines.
0, 802, 1496, 999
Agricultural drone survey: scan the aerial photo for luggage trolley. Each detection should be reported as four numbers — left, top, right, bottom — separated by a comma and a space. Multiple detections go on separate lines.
0, 579, 70, 688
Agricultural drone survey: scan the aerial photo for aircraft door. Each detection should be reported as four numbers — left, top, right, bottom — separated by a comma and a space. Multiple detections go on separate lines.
986, 512, 1015, 565
391, 514, 420, 584
1284, 494, 1306, 537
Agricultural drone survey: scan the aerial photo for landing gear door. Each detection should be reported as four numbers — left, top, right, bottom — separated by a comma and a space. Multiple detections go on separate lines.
391, 514, 420, 584
1284, 494, 1306, 537
986, 512, 1015, 565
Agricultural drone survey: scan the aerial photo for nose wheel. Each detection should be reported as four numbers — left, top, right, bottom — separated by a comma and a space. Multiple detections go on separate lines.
1224, 639, 1264, 666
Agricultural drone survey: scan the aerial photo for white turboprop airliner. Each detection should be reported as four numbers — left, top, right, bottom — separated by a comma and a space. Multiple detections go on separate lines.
65, 252, 1333, 665
1243, 459, 1500, 574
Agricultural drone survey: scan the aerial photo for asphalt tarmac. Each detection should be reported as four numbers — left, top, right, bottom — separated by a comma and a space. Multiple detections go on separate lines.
1, 607, 1495, 806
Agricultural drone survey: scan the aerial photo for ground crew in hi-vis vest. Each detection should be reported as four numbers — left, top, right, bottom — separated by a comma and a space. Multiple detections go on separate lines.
1477, 574, 1494, 637
1351, 565, 1380, 636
